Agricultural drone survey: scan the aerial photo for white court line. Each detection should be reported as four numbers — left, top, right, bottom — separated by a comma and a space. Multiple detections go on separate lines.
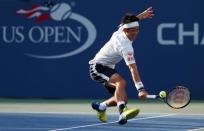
188, 128, 204, 131
49, 114, 176, 131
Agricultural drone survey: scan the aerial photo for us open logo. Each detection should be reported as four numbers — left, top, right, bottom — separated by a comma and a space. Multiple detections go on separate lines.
6, 2, 97, 59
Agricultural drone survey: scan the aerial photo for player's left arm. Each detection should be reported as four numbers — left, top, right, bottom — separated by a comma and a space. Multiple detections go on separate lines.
128, 63, 149, 99
136, 6, 154, 20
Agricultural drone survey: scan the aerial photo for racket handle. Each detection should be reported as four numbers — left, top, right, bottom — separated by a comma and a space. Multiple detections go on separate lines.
146, 95, 158, 99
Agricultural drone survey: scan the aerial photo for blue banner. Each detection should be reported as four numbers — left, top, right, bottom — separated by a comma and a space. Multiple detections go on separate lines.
0, 0, 203, 99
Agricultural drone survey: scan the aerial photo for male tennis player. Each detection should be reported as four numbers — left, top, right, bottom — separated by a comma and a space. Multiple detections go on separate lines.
89, 7, 154, 125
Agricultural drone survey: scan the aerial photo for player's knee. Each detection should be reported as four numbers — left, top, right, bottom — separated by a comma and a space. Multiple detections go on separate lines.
116, 79, 126, 88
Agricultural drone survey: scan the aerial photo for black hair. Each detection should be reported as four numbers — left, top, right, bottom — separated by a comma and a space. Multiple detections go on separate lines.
121, 13, 139, 25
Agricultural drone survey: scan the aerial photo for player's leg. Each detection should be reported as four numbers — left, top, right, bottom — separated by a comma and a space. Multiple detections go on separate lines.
104, 82, 126, 106
107, 73, 140, 125
93, 79, 128, 111
91, 83, 116, 123
89, 64, 138, 124
89, 64, 115, 122
102, 81, 128, 107
91, 77, 126, 123
108, 73, 128, 113
103, 96, 117, 106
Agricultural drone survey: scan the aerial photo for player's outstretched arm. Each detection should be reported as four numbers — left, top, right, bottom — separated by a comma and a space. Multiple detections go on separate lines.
128, 63, 149, 99
136, 6, 154, 20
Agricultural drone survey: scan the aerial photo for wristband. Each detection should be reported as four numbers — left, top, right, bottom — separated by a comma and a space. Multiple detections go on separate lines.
135, 82, 144, 91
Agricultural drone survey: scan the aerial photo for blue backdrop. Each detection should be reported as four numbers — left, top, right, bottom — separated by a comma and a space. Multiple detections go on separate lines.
0, 0, 203, 99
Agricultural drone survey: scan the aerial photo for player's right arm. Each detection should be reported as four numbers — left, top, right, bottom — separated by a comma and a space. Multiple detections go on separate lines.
128, 63, 149, 99
120, 45, 149, 99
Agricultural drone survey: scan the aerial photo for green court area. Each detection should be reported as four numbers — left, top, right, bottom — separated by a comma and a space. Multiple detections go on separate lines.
0, 99, 203, 114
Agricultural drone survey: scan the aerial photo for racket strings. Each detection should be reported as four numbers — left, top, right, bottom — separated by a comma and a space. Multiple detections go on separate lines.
167, 86, 190, 109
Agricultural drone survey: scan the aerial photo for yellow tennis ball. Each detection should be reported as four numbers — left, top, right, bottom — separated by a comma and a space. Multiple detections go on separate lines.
159, 91, 167, 98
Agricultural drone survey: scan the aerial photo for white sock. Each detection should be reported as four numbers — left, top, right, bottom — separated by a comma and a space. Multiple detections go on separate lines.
99, 102, 107, 111
117, 101, 125, 107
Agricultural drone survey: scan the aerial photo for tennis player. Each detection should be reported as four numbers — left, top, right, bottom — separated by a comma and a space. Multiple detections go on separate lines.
89, 7, 154, 125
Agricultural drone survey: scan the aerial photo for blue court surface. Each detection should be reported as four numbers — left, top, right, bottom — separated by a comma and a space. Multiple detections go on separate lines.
0, 112, 203, 131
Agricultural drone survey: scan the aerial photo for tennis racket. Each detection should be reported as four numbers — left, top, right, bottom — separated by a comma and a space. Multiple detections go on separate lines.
146, 86, 191, 109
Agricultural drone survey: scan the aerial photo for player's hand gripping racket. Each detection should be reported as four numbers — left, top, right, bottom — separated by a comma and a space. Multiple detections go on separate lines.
146, 86, 191, 109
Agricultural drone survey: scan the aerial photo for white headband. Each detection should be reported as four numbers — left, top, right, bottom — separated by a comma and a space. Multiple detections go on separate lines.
121, 21, 139, 29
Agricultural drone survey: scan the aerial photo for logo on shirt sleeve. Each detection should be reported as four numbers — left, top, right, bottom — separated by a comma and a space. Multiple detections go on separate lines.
127, 52, 135, 61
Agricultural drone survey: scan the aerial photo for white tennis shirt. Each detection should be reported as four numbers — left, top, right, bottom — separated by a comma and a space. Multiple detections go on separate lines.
89, 29, 136, 69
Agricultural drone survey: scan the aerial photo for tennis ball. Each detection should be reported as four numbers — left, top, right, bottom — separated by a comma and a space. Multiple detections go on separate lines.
159, 91, 167, 98
50, 3, 72, 21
